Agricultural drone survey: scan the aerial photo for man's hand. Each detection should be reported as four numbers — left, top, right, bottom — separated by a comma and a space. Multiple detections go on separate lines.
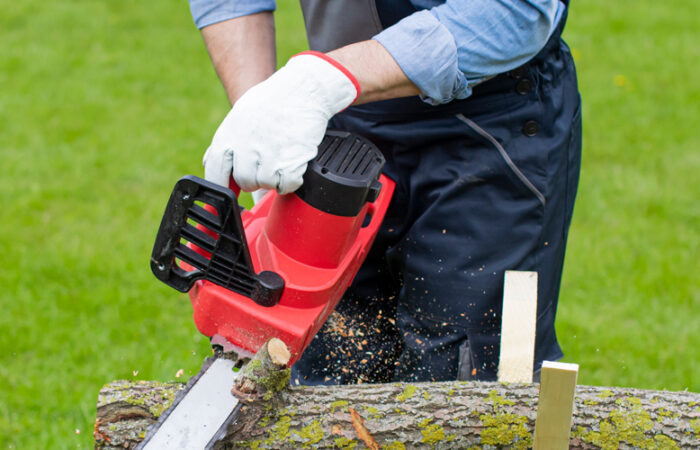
204, 53, 359, 193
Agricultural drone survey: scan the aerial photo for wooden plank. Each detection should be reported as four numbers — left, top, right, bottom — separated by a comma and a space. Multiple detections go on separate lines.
533, 361, 579, 450
498, 270, 538, 383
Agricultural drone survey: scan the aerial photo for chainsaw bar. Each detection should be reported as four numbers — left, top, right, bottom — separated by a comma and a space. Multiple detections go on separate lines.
135, 351, 247, 449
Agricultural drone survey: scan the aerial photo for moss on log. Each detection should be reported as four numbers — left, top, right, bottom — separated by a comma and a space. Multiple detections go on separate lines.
232, 337, 291, 401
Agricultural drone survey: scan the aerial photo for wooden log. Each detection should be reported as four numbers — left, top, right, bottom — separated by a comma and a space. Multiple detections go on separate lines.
94, 380, 185, 449
95, 379, 700, 449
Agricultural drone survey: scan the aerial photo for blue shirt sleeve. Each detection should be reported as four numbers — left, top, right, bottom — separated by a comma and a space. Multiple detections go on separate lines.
189, 0, 276, 29
373, 0, 564, 104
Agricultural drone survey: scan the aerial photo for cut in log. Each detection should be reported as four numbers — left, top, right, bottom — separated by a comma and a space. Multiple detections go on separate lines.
96, 378, 700, 449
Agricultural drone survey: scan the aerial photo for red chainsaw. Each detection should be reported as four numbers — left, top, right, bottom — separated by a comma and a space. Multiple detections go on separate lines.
138, 130, 394, 448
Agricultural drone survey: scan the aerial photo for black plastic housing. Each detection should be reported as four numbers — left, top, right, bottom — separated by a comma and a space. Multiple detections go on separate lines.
295, 130, 385, 217
150, 176, 284, 306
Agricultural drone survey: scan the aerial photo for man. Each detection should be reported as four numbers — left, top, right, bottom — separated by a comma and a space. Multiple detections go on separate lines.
188, 0, 581, 383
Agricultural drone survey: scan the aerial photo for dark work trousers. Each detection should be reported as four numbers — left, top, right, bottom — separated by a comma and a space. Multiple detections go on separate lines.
292, 25, 582, 384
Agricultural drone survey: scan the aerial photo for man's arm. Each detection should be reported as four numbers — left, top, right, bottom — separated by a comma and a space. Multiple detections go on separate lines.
195, 0, 559, 193
305, 0, 561, 106
373, 0, 562, 104
200, 12, 276, 105
327, 40, 420, 105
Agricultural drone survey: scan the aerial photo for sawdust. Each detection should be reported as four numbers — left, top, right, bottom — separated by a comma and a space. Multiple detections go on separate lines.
312, 307, 402, 384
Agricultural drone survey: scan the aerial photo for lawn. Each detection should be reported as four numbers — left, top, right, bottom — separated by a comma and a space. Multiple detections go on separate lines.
1, 0, 697, 447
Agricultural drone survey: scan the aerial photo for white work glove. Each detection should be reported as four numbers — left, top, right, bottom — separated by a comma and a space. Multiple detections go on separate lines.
203, 52, 360, 194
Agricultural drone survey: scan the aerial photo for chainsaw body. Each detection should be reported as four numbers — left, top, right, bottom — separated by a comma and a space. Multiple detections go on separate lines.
151, 131, 394, 364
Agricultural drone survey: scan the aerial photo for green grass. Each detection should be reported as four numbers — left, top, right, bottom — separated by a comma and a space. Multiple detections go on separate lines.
558, 0, 700, 391
0, 0, 697, 447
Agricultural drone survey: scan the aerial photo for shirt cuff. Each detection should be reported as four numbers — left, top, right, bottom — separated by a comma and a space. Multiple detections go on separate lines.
373, 10, 473, 105
189, 0, 276, 29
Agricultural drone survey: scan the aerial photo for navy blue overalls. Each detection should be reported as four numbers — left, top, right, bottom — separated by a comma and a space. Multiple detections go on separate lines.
292, 0, 582, 383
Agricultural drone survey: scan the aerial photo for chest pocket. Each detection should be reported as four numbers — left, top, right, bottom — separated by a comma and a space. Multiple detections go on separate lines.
300, 0, 384, 52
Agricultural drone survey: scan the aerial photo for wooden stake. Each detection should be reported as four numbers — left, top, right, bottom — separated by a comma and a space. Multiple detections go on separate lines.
498, 270, 538, 383
533, 361, 579, 450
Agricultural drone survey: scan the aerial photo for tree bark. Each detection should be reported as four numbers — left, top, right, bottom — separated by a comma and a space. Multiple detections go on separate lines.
96, 379, 699, 449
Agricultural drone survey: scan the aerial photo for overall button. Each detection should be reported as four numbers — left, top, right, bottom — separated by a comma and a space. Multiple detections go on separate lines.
523, 120, 539, 136
516, 79, 532, 95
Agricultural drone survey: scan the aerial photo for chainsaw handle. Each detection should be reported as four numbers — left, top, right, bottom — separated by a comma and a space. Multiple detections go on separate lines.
150, 175, 284, 305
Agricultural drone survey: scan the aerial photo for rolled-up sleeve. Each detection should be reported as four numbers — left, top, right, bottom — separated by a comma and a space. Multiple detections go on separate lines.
189, 0, 276, 29
373, 0, 562, 104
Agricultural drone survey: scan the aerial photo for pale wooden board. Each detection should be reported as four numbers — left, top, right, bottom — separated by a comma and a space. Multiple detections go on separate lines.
533, 361, 579, 450
498, 270, 538, 383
